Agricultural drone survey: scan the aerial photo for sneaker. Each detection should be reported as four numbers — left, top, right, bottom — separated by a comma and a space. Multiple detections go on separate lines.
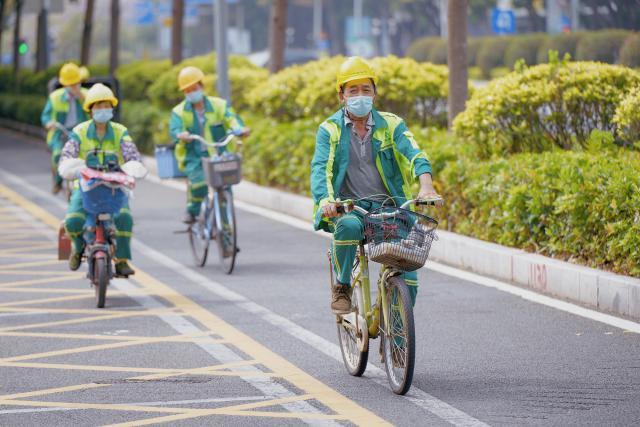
68, 251, 82, 271
331, 284, 352, 314
115, 261, 135, 277
182, 212, 196, 224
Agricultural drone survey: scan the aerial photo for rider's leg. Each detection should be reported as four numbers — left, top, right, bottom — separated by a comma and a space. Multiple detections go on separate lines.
185, 160, 208, 219
329, 212, 364, 286
49, 137, 63, 191
114, 204, 134, 276
402, 271, 418, 306
64, 190, 86, 270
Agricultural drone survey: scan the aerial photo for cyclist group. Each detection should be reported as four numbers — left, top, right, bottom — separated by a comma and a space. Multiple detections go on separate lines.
42, 56, 441, 314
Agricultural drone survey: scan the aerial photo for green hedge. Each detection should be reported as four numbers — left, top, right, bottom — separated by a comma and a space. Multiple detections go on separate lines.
120, 101, 168, 155
503, 33, 546, 68
0, 94, 47, 126
614, 86, 640, 146
620, 34, 640, 68
453, 58, 640, 157
439, 149, 640, 276
116, 59, 172, 102
536, 32, 583, 64
477, 37, 511, 79
575, 30, 630, 63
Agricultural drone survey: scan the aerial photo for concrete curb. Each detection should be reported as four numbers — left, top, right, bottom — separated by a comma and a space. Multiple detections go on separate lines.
141, 154, 640, 321
2, 118, 638, 321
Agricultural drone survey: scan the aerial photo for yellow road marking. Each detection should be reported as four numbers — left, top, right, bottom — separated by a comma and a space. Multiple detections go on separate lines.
0, 293, 98, 308
0, 259, 61, 270
0, 275, 83, 288
0, 287, 92, 294
0, 183, 390, 426
0, 331, 223, 343
0, 269, 78, 277
0, 253, 55, 260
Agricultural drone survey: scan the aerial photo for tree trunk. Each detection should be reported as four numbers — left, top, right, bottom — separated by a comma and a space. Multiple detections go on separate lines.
171, 0, 184, 64
36, 4, 49, 71
447, 0, 468, 127
80, 0, 94, 65
12, 0, 22, 80
0, 0, 6, 62
109, 0, 119, 75
268, 0, 287, 74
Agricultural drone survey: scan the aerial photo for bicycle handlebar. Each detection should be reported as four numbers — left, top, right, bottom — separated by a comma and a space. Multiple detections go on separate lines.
335, 197, 443, 217
188, 133, 242, 149
51, 122, 70, 137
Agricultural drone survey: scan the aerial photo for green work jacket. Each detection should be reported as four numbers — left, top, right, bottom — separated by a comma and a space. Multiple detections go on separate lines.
41, 87, 89, 145
70, 120, 131, 167
310, 108, 432, 232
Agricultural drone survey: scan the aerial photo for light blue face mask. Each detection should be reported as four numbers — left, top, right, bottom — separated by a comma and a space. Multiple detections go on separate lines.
92, 108, 113, 123
346, 95, 373, 118
186, 89, 204, 104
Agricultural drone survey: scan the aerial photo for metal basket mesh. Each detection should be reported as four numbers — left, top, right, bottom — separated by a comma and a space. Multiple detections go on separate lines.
363, 207, 438, 271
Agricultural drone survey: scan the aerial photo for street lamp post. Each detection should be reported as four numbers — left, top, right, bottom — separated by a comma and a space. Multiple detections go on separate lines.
214, 0, 230, 101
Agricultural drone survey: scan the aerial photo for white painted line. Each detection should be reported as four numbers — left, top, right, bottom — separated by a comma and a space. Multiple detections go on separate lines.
0, 169, 491, 426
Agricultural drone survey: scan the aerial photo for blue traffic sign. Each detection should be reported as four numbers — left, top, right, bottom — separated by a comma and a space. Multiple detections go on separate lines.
491, 8, 516, 35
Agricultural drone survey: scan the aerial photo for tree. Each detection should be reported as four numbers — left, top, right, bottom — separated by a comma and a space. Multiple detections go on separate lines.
0, 0, 6, 63
171, 0, 184, 64
109, 0, 119, 75
447, 0, 468, 127
80, 0, 94, 65
268, 0, 287, 73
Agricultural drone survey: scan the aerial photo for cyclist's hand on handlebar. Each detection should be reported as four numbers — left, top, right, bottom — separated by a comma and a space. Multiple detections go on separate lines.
417, 188, 444, 206
45, 121, 57, 131
177, 131, 192, 142
322, 203, 341, 218
238, 127, 251, 138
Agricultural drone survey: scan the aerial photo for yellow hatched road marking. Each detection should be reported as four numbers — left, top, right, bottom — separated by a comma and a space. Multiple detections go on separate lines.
0, 270, 77, 277
0, 183, 390, 425
0, 287, 92, 294
0, 260, 61, 270
0, 275, 83, 288
0, 293, 101, 308
0, 331, 223, 343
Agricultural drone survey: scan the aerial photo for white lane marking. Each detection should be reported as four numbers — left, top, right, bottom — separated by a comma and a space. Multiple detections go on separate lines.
0, 395, 273, 415
1, 169, 490, 426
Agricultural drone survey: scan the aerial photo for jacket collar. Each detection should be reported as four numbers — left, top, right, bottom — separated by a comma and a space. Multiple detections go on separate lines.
328, 107, 388, 130
87, 121, 114, 141
183, 96, 214, 113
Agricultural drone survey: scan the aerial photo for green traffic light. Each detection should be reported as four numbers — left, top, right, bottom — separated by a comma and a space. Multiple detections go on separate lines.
18, 42, 28, 55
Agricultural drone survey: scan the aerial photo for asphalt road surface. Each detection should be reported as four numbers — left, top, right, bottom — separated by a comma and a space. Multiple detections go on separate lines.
1, 128, 639, 426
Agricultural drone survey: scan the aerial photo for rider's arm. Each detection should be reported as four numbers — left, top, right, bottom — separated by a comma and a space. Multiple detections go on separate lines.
222, 102, 246, 135
310, 126, 335, 209
60, 132, 80, 162
392, 119, 432, 179
169, 111, 186, 145
41, 97, 54, 128
119, 132, 142, 162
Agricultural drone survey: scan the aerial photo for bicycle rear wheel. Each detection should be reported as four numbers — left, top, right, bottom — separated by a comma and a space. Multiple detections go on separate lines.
337, 284, 369, 376
94, 257, 108, 308
189, 197, 213, 267
214, 188, 237, 274
381, 275, 415, 395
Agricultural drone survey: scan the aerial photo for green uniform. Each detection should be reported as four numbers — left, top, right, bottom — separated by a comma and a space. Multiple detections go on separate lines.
63, 120, 134, 261
310, 108, 432, 305
169, 96, 244, 216
41, 87, 89, 186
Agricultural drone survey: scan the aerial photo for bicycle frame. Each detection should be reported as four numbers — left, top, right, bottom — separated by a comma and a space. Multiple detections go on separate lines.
86, 215, 114, 283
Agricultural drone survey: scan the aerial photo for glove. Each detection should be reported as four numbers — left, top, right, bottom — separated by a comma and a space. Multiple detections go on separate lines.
58, 158, 85, 180
121, 160, 148, 179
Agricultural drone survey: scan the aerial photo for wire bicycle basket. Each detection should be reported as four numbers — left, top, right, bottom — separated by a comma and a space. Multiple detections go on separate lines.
202, 153, 242, 188
364, 207, 438, 271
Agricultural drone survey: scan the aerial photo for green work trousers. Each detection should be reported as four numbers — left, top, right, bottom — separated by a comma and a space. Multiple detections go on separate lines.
64, 189, 133, 260
184, 158, 208, 217
48, 138, 63, 187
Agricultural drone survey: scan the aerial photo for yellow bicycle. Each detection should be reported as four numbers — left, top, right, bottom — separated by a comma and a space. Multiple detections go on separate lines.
329, 197, 440, 395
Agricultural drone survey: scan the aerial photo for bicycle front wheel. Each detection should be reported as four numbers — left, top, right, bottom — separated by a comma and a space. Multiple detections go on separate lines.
381, 275, 415, 395
214, 188, 237, 274
189, 197, 213, 267
94, 257, 109, 309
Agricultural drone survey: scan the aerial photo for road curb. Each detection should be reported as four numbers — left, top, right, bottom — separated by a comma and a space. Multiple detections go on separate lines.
3, 120, 638, 322
140, 154, 640, 322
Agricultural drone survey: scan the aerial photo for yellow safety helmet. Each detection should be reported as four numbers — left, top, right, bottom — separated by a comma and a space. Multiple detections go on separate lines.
59, 62, 82, 86
79, 66, 90, 82
83, 83, 118, 112
335, 56, 378, 93
178, 66, 205, 91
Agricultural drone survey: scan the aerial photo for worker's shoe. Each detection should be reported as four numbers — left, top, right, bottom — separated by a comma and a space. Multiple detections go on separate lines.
52, 182, 62, 195
182, 212, 196, 225
68, 251, 82, 271
330, 283, 352, 314
115, 261, 135, 277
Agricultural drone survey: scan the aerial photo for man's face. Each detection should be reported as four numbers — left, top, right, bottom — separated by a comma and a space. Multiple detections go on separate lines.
340, 79, 375, 103
183, 82, 203, 96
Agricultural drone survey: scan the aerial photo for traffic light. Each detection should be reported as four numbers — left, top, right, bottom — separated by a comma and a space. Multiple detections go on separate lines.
18, 39, 29, 56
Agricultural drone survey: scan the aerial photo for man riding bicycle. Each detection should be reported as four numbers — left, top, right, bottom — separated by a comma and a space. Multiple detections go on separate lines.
168, 66, 250, 224
41, 63, 89, 194
310, 56, 441, 315
60, 84, 141, 277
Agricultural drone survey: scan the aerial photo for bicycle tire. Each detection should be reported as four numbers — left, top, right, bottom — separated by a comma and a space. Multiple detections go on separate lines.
94, 257, 108, 309
337, 284, 369, 376
381, 275, 415, 395
189, 197, 212, 267
215, 188, 237, 274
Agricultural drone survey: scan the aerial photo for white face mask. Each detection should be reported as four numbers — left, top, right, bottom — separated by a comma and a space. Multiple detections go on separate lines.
185, 89, 204, 104
346, 95, 373, 118
92, 108, 113, 123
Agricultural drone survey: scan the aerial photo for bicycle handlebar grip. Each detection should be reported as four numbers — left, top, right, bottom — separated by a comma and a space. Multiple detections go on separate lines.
336, 205, 345, 215
416, 198, 442, 206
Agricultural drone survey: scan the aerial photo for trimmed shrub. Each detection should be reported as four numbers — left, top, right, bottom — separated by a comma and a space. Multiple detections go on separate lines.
477, 37, 510, 79
439, 149, 640, 276
116, 59, 172, 102
426, 38, 448, 65
454, 59, 640, 157
0, 94, 47, 126
576, 30, 630, 63
614, 86, 640, 146
120, 101, 167, 155
536, 32, 583, 64
620, 33, 640, 68
467, 38, 482, 67
504, 33, 546, 68
406, 37, 444, 62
